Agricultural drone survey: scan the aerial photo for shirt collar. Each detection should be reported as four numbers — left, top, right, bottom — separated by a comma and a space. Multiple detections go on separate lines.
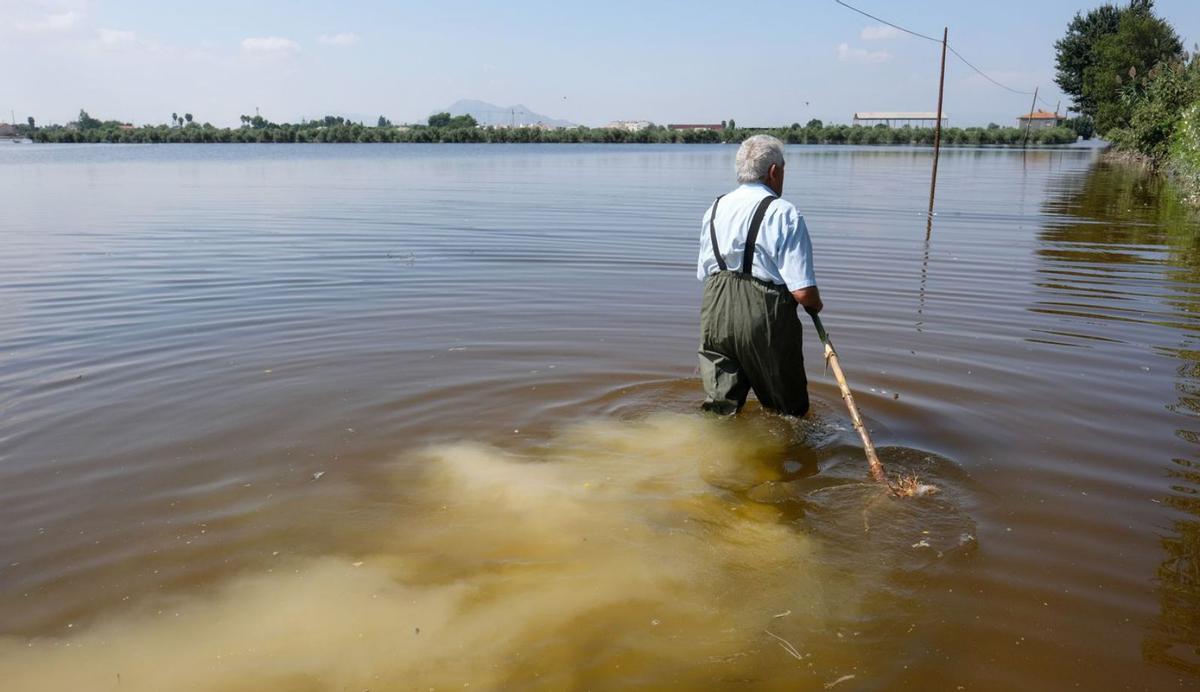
737, 181, 775, 195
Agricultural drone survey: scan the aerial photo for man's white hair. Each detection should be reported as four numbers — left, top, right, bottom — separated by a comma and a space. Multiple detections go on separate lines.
735, 134, 786, 184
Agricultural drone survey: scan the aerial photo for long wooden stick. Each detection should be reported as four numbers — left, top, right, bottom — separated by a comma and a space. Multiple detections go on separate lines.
809, 312, 888, 486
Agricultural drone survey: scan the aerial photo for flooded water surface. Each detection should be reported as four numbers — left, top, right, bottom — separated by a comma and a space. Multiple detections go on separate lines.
1, 144, 1198, 689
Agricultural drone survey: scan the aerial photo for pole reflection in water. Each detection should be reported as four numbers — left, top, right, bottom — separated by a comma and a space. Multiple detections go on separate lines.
917, 213, 933, 332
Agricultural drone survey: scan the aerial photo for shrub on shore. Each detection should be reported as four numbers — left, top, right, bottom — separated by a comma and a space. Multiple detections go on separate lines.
1107, 56, 1200, 163
1167, 102, 1200, 204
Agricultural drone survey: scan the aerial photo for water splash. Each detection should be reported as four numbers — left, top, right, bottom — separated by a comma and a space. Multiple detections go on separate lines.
0, 414, 972, 690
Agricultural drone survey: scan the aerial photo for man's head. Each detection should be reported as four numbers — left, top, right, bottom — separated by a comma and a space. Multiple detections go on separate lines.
735, 134, 786, 195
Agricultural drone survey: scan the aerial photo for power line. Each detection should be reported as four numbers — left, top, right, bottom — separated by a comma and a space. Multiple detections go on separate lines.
945, 45, 1030, 95
947, 45, 1060, 110
834, 0, 1061, 111
833, 0, 941, 44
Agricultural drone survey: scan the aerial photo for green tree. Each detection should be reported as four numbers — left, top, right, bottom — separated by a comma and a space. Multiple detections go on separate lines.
805, 119, 823, 129
428, 112, 452, 127
1064, 114, 1096, 139
184, 113, 193, 125
1082, 7, 1183, 133
77, 109, 101, 129
1054, 3, 1126, 114
377, 115, 392, 127
727, 119, 736, 130
27, 116, 35, 129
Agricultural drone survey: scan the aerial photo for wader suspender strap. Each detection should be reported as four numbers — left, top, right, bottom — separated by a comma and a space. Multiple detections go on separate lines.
741, 195, 777, 275
708, 194, 777, 274
708, 195, 728, 271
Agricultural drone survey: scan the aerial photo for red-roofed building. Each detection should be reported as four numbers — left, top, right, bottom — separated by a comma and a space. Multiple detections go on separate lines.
1017, 110, 1066, 129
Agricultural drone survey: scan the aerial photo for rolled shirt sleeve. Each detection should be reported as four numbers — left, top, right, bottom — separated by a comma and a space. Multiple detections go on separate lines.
775, 209, 816, 291
697, 206, 713, 281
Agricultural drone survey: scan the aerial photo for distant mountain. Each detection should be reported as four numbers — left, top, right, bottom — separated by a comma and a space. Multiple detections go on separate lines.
437, 99, 577, 128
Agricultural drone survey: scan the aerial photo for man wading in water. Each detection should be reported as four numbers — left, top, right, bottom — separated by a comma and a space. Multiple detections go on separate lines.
698, 134, 822, 416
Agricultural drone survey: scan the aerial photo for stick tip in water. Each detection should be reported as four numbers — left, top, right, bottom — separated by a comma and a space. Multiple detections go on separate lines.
888, 473, 939, 498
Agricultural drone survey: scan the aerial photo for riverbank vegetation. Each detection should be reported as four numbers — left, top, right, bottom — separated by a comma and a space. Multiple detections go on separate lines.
20, 111, 1075, 147
1055, 0, 1200, 201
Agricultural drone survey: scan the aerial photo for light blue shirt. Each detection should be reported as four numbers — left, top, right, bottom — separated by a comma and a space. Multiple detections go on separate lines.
696, 182, 816, 291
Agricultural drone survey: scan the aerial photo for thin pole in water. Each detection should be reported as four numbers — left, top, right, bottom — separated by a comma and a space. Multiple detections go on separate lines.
1022, 86, 1039, 149
927, 27, 948, 219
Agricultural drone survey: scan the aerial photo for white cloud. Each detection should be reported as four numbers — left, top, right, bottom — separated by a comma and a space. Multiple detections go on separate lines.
317, 32, 360, 46
98, 28, 135, 45
860, 25, 901, 41
14, 11, 79, 33
241, 36, 300, 56
837, 43, 891, 64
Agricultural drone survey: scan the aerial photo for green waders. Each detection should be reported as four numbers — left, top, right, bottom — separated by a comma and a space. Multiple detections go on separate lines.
699, 194, 809, 417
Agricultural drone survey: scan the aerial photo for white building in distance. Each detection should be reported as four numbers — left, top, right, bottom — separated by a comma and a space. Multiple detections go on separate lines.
1016, 110, 1066, 129
605, 120, 653, 132
852, 112, 947, 128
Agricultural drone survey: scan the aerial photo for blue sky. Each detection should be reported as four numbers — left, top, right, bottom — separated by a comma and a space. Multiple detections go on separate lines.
4, 0, 1199, 128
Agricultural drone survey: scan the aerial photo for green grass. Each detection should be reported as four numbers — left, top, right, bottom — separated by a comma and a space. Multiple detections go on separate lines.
1168, 103, 1200, 203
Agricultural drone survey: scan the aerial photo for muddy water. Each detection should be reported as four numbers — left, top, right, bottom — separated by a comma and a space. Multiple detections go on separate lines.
1, 144, 1198, 690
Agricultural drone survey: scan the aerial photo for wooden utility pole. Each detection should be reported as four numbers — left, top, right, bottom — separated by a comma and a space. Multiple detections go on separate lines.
1021, 86, 1039, 149
927, 27, 948, 218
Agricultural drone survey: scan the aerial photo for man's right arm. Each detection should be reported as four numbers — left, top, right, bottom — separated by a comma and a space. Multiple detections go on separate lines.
792, 285, 823, 314
778, 209, 821, 313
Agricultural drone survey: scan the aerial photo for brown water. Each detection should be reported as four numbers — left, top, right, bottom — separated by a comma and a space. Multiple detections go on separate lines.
1, 144, 1198, 690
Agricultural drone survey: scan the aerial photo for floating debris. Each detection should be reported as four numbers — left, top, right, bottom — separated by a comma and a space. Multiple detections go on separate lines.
764, 630, 803, 661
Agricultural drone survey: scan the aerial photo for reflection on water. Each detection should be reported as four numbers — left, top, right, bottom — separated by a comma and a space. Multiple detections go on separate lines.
1039, 161, 1200, 676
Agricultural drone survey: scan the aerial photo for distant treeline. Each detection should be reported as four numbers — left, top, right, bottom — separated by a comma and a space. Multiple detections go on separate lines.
22, 111, 1078, 146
